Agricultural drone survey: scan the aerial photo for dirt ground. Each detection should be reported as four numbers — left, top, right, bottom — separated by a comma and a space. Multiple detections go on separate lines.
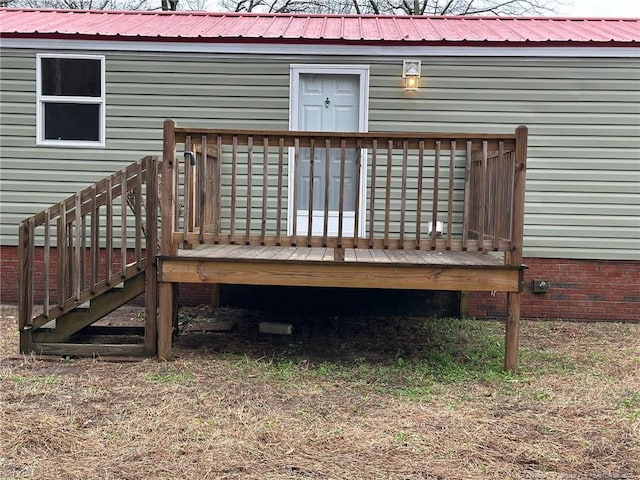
1, 303, 639, 480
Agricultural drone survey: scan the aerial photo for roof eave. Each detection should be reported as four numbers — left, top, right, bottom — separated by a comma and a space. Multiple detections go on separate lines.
1, 32, 637, 48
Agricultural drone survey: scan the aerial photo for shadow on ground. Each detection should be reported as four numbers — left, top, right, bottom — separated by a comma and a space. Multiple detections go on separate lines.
174, 305, 505, 371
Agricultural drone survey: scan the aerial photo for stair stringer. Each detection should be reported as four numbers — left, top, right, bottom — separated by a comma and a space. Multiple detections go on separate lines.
32, 272, 146, 344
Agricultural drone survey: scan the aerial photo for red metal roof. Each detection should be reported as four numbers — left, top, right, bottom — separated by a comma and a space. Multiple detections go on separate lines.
1, 8, 638, 46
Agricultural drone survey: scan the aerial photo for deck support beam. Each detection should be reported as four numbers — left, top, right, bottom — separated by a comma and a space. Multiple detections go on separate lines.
158, 256, 522, 293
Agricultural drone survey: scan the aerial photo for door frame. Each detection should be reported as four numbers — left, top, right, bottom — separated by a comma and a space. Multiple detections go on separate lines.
287, 64, 370, 237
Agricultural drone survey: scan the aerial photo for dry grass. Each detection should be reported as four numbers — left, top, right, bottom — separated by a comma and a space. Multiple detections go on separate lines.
1, 303, 639, 480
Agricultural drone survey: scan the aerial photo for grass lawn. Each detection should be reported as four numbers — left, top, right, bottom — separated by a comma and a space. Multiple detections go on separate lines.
1, 304, 638, 479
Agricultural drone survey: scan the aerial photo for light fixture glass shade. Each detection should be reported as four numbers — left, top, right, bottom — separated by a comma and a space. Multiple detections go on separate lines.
402, 60, 421, 92
405, 75, 419, 91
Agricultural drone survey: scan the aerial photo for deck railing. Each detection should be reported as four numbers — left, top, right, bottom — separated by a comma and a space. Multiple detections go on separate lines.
18, 156, 159, 347
162, 120, 527, 263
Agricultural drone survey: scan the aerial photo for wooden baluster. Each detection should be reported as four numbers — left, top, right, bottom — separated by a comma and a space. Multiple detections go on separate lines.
354, 139, 362, 244
121, 170, 127, 278
172, 154, 180, 246
81, 200, 87, 294
369, 139, 377, 249
447, 141, 456, 250
292, 138, 299, 245
384, 140, 392, 249
214, 135, 222, 244
67, 222, 73, 302
183, 135, 193, 244
90, 185, 98, 293
337, 138, 346, 248
171, 138, 180, 249
246, 135, 253, 245
322, 138, 331, 247
134, 160, 143, 268
73, 193, 81, 300
261, 137, 269, 245
462, 141, 472, 251
230, 135, 238, 244
431, 141, 441, 250
276, 137, 284, 246
307, 138, 315, 246
494, 141, 505, 249
415, 140, 424, 249
43, 210, 50, 318
479, 141, 488, 251
57, 203, 68, 301
199, 135, 208, 245
400, 140, 408, 249
106, 177, 113, 285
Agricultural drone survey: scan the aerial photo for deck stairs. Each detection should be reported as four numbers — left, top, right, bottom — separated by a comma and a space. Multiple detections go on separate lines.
31, 272, 146, 344
18, 156, 159, 357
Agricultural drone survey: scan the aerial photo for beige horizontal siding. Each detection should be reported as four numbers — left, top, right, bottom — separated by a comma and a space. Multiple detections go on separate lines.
1, 48, 638, 259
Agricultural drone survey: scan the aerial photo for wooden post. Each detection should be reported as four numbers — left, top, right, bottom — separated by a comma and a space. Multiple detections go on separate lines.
210, 284, 221, 308
158, 120, 177, 360
161, 120, 177, 257
158, 282, 174, 360
505, 292, 520, 371
459, 291, 469, 318
144, 156, 159, 356
504, 125, 528, 372
18, 219, 34, 354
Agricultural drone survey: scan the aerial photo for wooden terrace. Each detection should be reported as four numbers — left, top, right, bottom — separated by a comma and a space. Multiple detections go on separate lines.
19, 121, 528, 370
157, 121, 528, 369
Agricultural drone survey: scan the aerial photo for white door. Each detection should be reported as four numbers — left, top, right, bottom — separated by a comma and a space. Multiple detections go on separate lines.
294, 73, 361, 236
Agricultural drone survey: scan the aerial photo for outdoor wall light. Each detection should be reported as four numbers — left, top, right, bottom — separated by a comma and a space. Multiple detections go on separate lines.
402, 60, 421, 91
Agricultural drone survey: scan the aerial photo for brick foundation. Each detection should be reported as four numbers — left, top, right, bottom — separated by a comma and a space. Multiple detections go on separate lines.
0, 245, 137, 305
2, 246, 638, 321
0, 245, 19, 304
468, 257, 640, 321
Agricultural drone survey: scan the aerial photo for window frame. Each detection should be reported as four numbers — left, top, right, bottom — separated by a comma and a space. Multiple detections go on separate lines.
36, 53, 106, 148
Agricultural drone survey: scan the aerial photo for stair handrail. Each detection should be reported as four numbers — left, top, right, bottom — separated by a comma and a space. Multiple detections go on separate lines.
18, 156, 159, 350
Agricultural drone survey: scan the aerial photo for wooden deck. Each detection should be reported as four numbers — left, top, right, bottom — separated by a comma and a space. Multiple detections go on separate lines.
18, 121, 527, 371
160, 245, 523, 292
155, 123, 528, 369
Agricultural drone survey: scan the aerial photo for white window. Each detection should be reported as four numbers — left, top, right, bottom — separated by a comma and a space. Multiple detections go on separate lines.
36, 54, 105, 147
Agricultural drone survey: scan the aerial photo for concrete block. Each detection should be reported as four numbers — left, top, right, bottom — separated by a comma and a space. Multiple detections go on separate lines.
258, 322, 293, 335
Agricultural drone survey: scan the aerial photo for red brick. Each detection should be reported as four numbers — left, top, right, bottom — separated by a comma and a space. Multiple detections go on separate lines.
468, 257, 640, 321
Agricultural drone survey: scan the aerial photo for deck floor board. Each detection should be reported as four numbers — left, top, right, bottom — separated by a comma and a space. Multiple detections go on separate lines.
179, 245, 506, 267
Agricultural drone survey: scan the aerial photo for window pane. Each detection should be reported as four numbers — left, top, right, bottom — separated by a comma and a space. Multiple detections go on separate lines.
44, 103, 100, 142
42, 58, 101, 97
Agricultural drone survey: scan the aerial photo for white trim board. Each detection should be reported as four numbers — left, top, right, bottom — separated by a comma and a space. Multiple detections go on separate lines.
2, 38, 638, 58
